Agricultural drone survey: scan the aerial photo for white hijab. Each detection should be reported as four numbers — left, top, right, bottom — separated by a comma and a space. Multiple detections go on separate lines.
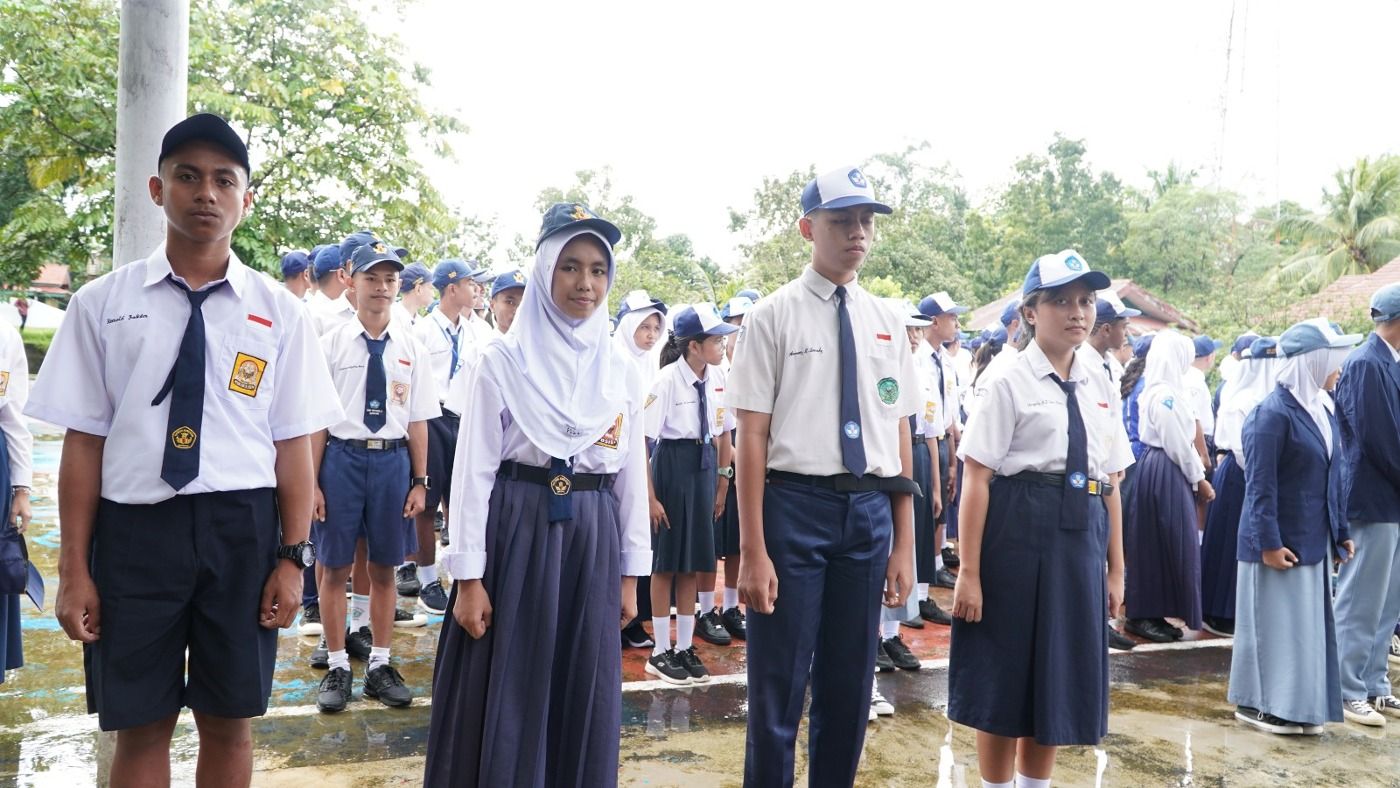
1217, 351, 1281, 462
494, 227, 631, 458
1274, 347, 1350, 457
1142, 329, 1194, 403
613, 306, 663, 383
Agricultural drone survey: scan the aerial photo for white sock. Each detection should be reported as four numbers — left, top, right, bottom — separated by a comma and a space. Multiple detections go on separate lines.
936, 553, 945, 572
882, 620, 900, 639
723, 586, 739, 610
417, 563, 438, 586
982, 780, 1013, 788
350, 593, 370, 628
328, 649, 350, 672
918, 583, 930, 602
698, 591, 715, 613
369, 646, 390, 671
652, 616, 672, 656
676, 615, 695, 650
1015, 776, 1050, 788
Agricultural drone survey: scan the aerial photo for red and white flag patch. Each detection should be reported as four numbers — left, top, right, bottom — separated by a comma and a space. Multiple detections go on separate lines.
247, 313, 272, 328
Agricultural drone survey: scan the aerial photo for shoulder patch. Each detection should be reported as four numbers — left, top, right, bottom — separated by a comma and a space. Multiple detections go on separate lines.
645, 394, 657, 409
594, 413, 624, 449
228, 352, 268, 397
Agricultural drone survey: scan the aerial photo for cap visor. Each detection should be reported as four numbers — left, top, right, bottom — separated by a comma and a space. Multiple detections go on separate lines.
705, 323, 741, 336
1119, 307, 1142, 318
538, 218, 622, 250
1329, 333, 1364, 348
806, 195, 893, 215
905, 316, 932, 327
1038, 270, 1112, 292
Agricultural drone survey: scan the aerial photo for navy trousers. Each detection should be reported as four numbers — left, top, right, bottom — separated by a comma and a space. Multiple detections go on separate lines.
744, 480, 892, 788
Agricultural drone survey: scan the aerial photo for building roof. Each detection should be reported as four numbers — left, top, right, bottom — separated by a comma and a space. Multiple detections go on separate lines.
964, 279, 1198, 336
1286, 255, 1400, 323
30, 263, 71, 294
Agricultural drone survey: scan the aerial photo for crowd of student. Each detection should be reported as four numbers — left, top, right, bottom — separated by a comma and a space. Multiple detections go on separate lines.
6, 113, 1400, 788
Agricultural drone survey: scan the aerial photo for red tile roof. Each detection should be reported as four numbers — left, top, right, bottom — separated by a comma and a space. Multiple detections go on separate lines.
1287, 255, 1400, 322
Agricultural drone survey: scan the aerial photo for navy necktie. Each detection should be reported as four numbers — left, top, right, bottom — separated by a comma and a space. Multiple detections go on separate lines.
152, 278, 226, 491
363, 335, 388, 433
442, 323, 461, 380
935, 351, 947, 426
694, 379, 713, 470
548, 456, 574, 523
1052, 373, 1089, 531
835, 285, 866, 477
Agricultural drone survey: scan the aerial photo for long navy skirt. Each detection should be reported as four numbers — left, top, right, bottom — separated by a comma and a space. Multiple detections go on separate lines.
911, 440, 937, 580
1125, 446, 1203, 630
423, 478, 622, 788
1200, 454, 1245, 621
947, 476, 1109, 745
0, 438, 21, 683
651, 441, 716, 574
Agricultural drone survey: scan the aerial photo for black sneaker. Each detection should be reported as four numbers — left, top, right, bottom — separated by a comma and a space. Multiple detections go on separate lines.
363, 663, 413, 707
696, 610, 732, 646
881, 635, 921, 671
346, 626, 373, 661
645, 649, 691, 685
901, 615, 925, 630
417, 580, 448, 615
675, 646, 710, 683
309, 635, 329, 669
941, 545, 960, 568
316, 666, 353, 713
1234, 705, 1305, 735
720, 606, 747, 641
920, 598, 952, 626
875, 640, 895, 672
396, 564, 421, 597
394, 607, 427, 628
1107, 624, 1136, 651
1125, 618, 1176, 643
298, 602, 323, 637
933, 567, 958, 590
434, 510, 444, 532
439, 529, 450, 548
622, 622, 655, 649
1202, 616, 1235, 637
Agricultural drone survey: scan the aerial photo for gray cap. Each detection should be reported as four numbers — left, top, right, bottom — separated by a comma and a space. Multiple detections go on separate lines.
1370, 282, 1400, 323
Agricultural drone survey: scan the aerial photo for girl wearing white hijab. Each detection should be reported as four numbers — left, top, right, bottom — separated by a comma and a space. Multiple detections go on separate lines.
1229, 318, 1358, 735
612, 290, 667, 392
1124, 330, 1215, 643
426, 204, 651, 787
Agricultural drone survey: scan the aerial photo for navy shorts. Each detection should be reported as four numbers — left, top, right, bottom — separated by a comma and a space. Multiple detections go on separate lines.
317, 439, 414, 568
425, 410, 459, 510
85, 489, 279, 732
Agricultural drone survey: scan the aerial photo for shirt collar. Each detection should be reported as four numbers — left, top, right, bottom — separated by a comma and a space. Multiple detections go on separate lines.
429, 307, 461, 332
141, 242, 247, 297
799, 265, 860, 302
678, 359, 706, 387
1024, 340, 1089, 385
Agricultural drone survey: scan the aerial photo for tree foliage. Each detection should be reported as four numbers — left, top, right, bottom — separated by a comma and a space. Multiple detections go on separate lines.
1275, 156, 1400, 292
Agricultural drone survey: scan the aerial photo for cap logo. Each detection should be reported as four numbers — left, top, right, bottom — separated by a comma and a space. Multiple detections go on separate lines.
1064, 254, 1084, 271
848, 168, 867, 188
570, 204, 589, 221
512, 271, 524, 283
373, 242, 387, 254
448, 271, 458, 280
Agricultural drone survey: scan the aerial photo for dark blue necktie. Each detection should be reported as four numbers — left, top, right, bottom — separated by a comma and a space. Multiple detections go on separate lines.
1052, 373, 1089, 531
934, 351, 947, 429
152, 278, 226, 491
694, 380, 713, 470
441, 323, 461, 380
363, 335, 388, 433
548, 456, 574, 522
835, 285, 866, 477
908, 414, 918, 436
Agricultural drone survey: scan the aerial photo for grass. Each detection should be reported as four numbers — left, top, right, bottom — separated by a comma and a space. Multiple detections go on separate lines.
21, 328, 54, 370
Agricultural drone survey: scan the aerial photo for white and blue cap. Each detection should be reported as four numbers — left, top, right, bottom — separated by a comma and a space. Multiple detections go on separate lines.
672, 303, 740, 338
884, 298, 931, 328
1094, 292, 1141, 325
917, 291, 968, 318
721, 296, 755, 320
1370, 282, 1400, 323
615, 289, 668, 321
1278, 317, 1362, 358
1022, 249, 1111, 296
800, 166, 893, 217
489, 269, 526, 299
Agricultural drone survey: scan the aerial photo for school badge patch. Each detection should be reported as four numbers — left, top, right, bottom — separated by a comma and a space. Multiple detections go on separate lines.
171, 426, 197, 450
715, 407, 725, 428
391, 381, 410, 406
645, 394, 657, 409
0, 370, 10, 397
228, 352, 267, 398
550, 474, 573, 496
594, 413, 624, 450
877, 377, 900, 405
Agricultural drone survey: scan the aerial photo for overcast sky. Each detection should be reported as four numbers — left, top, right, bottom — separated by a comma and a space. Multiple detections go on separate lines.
390, 0, 1400, 266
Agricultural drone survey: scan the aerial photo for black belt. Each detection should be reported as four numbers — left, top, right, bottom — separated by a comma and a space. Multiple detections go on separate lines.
497, 461, 614, 491
1010, 471, 1113, 497
767, 470, 922, 497
658, 437, 710, 446
330, 436, 406, 451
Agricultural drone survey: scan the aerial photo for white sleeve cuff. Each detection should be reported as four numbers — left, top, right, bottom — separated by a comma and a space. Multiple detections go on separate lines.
620, 550, 653, 577
439, 550, 486, 582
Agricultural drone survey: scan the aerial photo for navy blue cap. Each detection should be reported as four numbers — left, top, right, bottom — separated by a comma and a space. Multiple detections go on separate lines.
399, 262, 431, 293
800, 166, 892, 216
349, 240, 404, 275
1023, 249, 1111, 296
1133, 334, 1155, 359
672, 304, 739, 338
1230, 333, 1260, 355
339, 231, 378, 265
280, 250, 311, 278
1192, 335, 1224, 358
393, 246, 409, 260
536, 203, 622, 250
1370, 283, 1400, 323
1246, 336, 1279, 359
1278, 318, 1362, 358
1094, 297, 1141, 326
308, 244, 331, 265
159, 113, 250, 175
1000, 298, 1022, 327
312, 245, 343, 279
490, 269, 526, 299
918, 291, 969, 318
736, 288, 762, 302
432, 259, 478, 290
615, 290, 668, 321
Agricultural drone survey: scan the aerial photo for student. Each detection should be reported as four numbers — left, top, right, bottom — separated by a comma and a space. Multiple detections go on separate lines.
1229, 318, 1358, 735
307, 244, 356, 337
918, 292, 966, 595
1333, 284, 1400, 727
0, 319, 32, 686
1188, 336, 1221, 451
392, 262, 433, 328
424, 203, 650, 786
281, 250, 313, 301
1200, 337, 1279, 638
727, 166, 917, 787
949, 249, 1131, 788
33, 114, 339, 783
312, 242, 439, 712
1124, 331, 1213, 643
941, 331, 970, 573
643, 304, 736, 677
1117, 335, 1152, 501
487, 270, 526, 334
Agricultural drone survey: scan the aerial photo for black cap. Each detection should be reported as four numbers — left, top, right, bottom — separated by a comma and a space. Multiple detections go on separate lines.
158, 113, 250, 176
536, 202, 622, 250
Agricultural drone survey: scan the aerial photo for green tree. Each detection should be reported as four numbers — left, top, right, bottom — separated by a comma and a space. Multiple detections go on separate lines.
1119, 184, 1241, 294
1276, 156, 1400, 291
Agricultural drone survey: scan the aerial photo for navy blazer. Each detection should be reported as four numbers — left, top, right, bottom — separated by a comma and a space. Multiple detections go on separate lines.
1237, 386, 1350, 565
1334, 333, 1400, 522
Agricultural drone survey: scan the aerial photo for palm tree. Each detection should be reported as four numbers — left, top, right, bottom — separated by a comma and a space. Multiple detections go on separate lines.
1276, 156, 1400, 291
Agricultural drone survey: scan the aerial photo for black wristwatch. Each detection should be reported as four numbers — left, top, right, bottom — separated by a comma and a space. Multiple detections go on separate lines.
277, 540, 316, 569
411, 476, 431, 490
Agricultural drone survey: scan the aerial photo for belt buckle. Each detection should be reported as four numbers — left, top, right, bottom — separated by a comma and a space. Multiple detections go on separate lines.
1086, 479, 1100, 495
366, 439, 384, 451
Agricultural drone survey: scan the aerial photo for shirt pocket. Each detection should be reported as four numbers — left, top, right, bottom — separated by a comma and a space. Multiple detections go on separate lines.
864, 343, 907, 418
387, 371, 414, 422
219, 334, 276, 410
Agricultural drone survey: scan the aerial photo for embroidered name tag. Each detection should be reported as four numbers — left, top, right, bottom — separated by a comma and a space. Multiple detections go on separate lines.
228, 352, 267, 397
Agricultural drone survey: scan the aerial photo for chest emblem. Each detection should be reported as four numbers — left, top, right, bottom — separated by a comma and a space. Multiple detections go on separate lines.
391, 381, 410, 406
228, 352, 268, 398
877, 377, 900, 405
594, 413, 624, 450
171, 426, 197, 450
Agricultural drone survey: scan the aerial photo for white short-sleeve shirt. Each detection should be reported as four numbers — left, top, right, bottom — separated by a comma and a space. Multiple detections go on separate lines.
307, 289, 355, 337
321, 319, 441, 441
27, 245, 344, 504
0, 322, 33, 488
644, 360, 737, 441
415, 309, 470, 402
726, 266, 917, 478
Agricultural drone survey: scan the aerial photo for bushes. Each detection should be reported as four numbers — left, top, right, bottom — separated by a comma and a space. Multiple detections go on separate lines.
21, 328, 53, 371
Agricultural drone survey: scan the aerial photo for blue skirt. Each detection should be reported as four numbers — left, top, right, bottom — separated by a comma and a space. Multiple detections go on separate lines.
1125, 446, 1203, 629
715, 432, 740, 557
651, 441, 716, 574
0, 436, 22, 682
947, 476, 1109, 746
911, 440, 937, 580
1200, 454, 1245, 620
423, 477, 622, 788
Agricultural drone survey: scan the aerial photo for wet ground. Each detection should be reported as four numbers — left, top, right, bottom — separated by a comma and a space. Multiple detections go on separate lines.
4, 421, 1400, 786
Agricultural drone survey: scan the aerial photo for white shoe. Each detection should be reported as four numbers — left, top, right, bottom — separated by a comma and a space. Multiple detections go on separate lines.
1343, 698, 1387, 727
1389, 634, 1400, 667
1372, 695, 1400, 720
868, 705, 877, 722
871, 688, 894, 716
393, 609, 429, 628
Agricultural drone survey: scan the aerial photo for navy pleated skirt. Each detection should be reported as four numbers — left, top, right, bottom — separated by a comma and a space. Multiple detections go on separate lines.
715, 431, 740, 557
651, 440, 716, 574
1125, 446, 1203, 630
947, 476, 1109, 746
1200, 453, 1245, 621
911, 440, 937, 581
423, 477, 622, 788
